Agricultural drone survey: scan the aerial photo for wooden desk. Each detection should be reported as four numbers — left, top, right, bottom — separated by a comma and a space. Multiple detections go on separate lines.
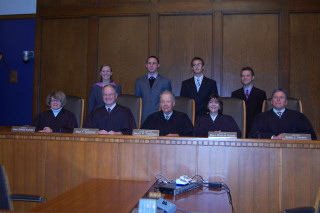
1, 131, 320, 213
31, 179, 154, 213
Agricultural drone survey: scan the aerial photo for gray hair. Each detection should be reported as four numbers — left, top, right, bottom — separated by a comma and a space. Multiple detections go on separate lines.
46, 91, 67, 107
160, 90, 175, 102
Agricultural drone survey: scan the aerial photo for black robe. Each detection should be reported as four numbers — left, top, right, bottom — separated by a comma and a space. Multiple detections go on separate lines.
84, 104, 136, 135
194, 114, 242, 138
142, 110, 193, 136
31, 108, 78, 133
248, 109, 317, 140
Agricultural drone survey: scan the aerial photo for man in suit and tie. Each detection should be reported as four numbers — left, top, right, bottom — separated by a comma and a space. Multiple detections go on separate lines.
248, 89, 317, 140
231, 66, 266, 136
180, 57, 218, 120
135, 56, 172, 123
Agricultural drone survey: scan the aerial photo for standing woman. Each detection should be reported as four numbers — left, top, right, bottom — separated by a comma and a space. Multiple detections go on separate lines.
194, 94, 242, 138
31, 91, 78, 133
87, 64, 122, 115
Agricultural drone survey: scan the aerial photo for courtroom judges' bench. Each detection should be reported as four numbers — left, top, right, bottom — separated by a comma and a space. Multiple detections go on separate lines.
0, 131, 320, 213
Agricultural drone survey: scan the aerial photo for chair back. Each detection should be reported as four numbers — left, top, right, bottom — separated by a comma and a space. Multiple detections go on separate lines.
262, 97, 303, 113
221, 97, 246, 138
173, 97, 195, 125
0, 165, 12, 210
116, 94, 142, 128
314, 186, 320, 213
64, 95, 84, 128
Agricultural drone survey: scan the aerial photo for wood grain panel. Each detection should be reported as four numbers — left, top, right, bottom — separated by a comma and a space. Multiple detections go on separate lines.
98, 16, 149, 95
118, 142, 197, 180
40, 18, 88, 112
290, 13, 320, 135
222, 14, 279, 97
281, 148, 320, 210
159, 15, 213, 96
1, 132, 320, 212
198, 146, 280, 213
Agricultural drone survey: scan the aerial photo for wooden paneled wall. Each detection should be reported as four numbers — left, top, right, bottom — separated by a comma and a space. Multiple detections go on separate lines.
34, 0, 320, 133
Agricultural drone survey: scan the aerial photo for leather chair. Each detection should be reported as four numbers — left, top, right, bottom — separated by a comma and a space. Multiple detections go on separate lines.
64, 95, 85, 128
281, 186, 320, 213
0, 165, 46, 210
173, 97, 195, 126
221, 97, 246, 138
116, 94, 142, 128
262, 97, 303, 113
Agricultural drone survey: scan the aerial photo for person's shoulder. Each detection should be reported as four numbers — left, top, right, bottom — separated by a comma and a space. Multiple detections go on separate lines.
157, 74, 171, 82
182, 77, 194, 83
252, 87, 266, 94
285, 108, 303, 116
231, 87, 243, 94
203, 76, 217, 83
135, 75, 147, 82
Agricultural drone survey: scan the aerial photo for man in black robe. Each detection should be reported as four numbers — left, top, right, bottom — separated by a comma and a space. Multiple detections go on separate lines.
142, 91, 193, 136
249, 89, 317, 140
84, 84, 136, 135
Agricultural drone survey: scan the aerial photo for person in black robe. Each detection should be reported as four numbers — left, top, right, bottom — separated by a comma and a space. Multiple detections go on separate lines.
231, 66, 266, 136
194, 94, 242, 138
249, 89, 317, 140
142, 110, 193, 136
31, 91, 78, 133
142, 90, 193, 136
83, 84, 136, 135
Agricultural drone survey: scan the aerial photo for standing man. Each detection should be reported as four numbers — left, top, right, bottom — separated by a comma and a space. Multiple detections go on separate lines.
142, 90, 193, 136
135, 56, 172, 123
180, 57, 218, 120
231, 66, 266, 137
248, 89, 317, 140
84, 84, 136, 135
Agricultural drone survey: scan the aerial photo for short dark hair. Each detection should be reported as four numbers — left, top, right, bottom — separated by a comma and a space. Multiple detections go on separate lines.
146, 56, 160, 64
191, 57, 205, 67
271, 88, 288, 100
207, 93, 223, 114
241, 66, 254, 76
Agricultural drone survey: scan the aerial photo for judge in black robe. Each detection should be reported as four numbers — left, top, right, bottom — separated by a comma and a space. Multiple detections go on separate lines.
194, 94, 242, 138
249, 109, 317, 140
142, 110, 193, 136
31, 108, 78, 133
248, 88, 317, 140
31, 91, 78, 133
84, 104, 136, 135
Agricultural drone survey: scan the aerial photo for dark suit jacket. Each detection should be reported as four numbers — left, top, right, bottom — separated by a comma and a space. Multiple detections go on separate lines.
231, 86, 266, 136
135, 74, 172, 123
180, 76, 218, 120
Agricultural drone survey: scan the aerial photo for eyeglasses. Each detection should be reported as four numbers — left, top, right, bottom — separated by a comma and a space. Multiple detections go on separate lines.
51, 98, 61, 102
147, 62, 158, 65
192, 63, 203, 67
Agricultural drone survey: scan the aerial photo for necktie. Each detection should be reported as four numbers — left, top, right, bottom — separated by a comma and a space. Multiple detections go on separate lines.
107, 108, 111, 114
196, 78, 201, 92
245, 89, 249, 100
277, 112, 282, 118
165, 115, 169, 121
149, 76, 155, 88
